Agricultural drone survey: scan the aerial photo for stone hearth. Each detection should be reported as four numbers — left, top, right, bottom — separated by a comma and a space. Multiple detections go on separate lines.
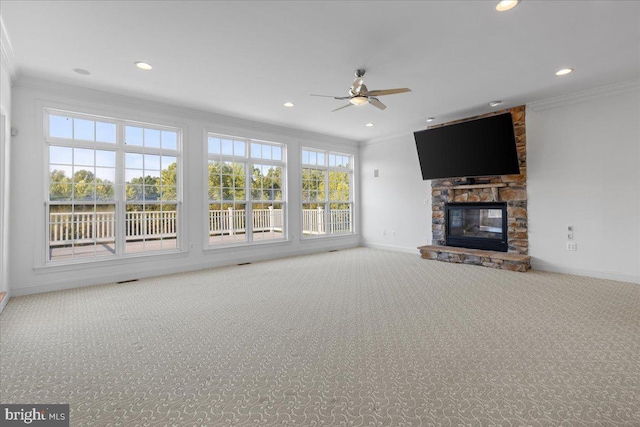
418, 245, 531, 272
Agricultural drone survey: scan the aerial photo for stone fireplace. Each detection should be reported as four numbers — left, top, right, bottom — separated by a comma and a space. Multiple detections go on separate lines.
430, 105, 528, 256
418, 105, 530, 272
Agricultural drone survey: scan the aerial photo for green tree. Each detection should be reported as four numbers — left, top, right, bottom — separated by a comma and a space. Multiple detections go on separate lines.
208, 161, 245, 201
251, 165, 282, 201
302, 168, 326, 204
161, 162, 177, 200
126, 175, 160, 201
50, 169, 72, 200
49, 169, 114, 201
265, 166, 282, 201
329, 171, 350, 201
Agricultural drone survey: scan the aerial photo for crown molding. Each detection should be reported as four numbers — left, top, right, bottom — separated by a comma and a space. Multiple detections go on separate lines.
13, 75, 359, 149
0, 15, 18, 82
528, 79, 640, 112
359, 130, 415, 147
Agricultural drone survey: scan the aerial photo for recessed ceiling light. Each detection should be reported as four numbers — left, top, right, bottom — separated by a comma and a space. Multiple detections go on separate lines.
426, 117, 435, 122
496, 0, 519, 12
489, 101, 503, 107
73, 68, 90, 75
283, 102, 294, 108
556, 68, 574, 76
135, 61, 153, 70
365, 123, 374, 127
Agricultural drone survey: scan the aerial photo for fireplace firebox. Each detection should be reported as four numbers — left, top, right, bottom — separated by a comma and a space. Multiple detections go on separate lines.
445, 202, 508, 252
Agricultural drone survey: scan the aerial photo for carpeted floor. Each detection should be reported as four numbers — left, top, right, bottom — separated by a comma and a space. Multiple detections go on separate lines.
1, 247, 639, 426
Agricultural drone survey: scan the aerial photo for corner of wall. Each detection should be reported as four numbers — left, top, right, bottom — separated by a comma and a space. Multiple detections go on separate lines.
0, 290, 9, 314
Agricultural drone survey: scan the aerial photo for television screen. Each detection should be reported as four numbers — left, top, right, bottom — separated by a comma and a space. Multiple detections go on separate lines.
414, 112, 520, 180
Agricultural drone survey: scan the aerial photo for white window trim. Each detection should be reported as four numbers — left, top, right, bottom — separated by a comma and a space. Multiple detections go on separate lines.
43, 108, 184, 266
301, 147, 355, 239
204, 132, 288, 249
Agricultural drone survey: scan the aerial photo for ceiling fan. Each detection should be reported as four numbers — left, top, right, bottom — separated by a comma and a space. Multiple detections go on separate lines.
311, 69, 411, 112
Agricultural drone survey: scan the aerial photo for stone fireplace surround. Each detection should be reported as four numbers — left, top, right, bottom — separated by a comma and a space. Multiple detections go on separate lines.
419, 106, 530, 271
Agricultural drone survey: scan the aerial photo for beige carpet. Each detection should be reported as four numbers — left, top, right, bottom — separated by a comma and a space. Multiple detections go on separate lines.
1, 247, 639, 426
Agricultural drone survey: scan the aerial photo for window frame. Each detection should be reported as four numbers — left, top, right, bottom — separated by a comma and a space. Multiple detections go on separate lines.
301, 147, 354, 239
205, 132, 287, 248
44, 108, 183, 265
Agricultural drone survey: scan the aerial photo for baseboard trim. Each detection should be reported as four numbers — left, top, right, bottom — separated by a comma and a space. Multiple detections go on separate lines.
361, 242, 422, 255
532, 260, 640, 285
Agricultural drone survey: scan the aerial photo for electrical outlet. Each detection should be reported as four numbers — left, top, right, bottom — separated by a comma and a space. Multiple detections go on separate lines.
423, 199, 429, 205
566, 242, 577, 251
382, 230, 386, 236
190, 243, 194, 249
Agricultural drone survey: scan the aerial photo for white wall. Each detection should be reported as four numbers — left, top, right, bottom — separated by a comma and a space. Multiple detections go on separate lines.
359, 81, 640, 284
360, 134, 432, 253
9, 77, 360, 296
527, 81, 640, 283
0, 48, 13, 298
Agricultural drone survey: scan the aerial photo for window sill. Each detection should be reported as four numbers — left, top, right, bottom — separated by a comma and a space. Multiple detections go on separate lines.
300, 233, 358, 243
204, 238, 292, 254
33, 249, 188, 274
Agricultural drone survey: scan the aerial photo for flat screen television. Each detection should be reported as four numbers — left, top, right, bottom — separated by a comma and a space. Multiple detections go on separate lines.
414, 112, 520, 181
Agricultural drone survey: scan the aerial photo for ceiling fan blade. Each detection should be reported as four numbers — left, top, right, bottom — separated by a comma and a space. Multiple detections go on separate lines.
369, 97, 387, 110
350, 77, 364, 95
366, 88, 412, 97
310, 94, 351, 100
331, 103, 353, 112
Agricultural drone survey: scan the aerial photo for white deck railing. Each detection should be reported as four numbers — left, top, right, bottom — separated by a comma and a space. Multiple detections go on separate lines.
49, 207, 351, 245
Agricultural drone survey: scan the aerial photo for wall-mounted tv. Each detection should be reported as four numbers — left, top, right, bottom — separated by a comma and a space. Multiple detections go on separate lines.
414, 112, 520, 181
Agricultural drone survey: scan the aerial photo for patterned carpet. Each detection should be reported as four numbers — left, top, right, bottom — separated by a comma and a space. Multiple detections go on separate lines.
1, 247, 639, 426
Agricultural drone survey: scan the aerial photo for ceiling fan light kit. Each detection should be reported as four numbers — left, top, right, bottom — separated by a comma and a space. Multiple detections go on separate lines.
496, 0, 519, 12
349, 96, 369, 106
312, 69, 411, 112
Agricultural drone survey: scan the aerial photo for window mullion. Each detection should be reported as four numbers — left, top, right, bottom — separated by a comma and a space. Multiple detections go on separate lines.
245, 158, 253, 243
324, 168, 330, 234
115, 122, 125, 256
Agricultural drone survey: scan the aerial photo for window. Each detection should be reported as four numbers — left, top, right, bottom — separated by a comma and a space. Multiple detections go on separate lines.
46, 110, 181, 262
301, 149, 353, 236
207, 134, 285, 246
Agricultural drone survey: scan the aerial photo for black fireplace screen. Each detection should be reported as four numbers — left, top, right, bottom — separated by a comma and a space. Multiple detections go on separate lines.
445, 202, 508, 252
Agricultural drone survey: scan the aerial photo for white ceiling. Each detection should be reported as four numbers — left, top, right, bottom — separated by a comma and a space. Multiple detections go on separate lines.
2, 1, 639, 141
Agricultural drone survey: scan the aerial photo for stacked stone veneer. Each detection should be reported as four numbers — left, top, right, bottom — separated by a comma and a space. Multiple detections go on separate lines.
431, 106, 528, 255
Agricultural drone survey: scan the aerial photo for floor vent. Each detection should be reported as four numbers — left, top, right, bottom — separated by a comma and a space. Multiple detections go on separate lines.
237, 262, 252, 266
117, 279, 139, 284
328, 250, 339, 252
